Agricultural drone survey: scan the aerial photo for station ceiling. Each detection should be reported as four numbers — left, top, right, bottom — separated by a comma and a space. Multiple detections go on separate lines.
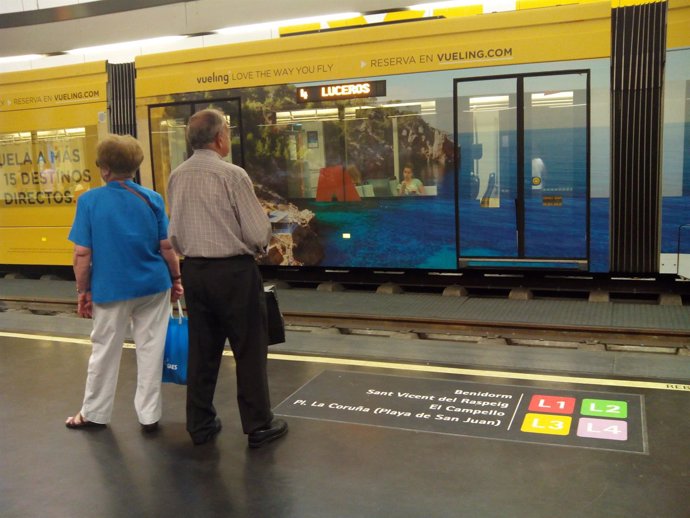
0, 0, 409, 57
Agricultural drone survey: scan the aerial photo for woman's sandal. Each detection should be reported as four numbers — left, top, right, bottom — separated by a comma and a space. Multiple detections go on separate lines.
65, 412, 106, 429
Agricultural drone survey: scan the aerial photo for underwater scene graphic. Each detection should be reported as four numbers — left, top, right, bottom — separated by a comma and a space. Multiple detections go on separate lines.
662, 196, 690, 253
301, 197, 456, 269
299, 194, 617, 272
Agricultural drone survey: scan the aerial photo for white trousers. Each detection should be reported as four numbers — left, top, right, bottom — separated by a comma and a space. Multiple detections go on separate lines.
81, 290, 170, 425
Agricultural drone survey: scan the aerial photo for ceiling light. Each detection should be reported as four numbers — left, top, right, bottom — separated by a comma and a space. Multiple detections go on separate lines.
216, 12, 360, 35
66, 36, 187, 55
410, 1, 478, 9
0, 54, 45, 64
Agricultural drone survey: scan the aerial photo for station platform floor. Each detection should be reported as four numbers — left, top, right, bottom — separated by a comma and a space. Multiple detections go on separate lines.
1, 281, 690, 517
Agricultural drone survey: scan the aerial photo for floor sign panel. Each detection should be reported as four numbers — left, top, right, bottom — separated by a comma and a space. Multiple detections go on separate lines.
275, 370, 647, 453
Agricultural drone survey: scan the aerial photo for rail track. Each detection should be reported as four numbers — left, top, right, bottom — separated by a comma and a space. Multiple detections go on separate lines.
2, 294, 688, 354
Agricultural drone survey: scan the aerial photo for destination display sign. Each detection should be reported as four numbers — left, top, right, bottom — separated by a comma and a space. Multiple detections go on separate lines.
275, 370, 647, 454
296, 80, 386, 103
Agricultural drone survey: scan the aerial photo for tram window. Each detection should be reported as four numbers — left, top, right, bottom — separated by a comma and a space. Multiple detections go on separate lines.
662, 49, 690, 198
661, 48, 690, 257
524, 80, 587, 199
149, 104, 192, 199
149, 100, 241, 200
0, 127, 99, 211
457, 83, 516, 208
258, 97, 444, 199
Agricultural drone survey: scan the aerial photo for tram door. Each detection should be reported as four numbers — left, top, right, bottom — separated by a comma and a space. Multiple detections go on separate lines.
455, 73, 589, 267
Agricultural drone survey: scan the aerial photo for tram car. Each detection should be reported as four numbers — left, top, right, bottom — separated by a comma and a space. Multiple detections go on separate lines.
0, 0, 688, 280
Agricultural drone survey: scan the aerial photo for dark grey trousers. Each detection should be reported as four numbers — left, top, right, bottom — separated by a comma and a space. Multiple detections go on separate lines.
182, 255, 272, 441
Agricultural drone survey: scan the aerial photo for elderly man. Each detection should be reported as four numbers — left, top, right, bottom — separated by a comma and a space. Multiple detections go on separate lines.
167, 108, 287, 448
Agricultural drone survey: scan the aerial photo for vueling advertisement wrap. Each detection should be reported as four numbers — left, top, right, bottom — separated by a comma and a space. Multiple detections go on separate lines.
668, 0, 690, 49
136, 3, 610, 98
0, 62, 107, 265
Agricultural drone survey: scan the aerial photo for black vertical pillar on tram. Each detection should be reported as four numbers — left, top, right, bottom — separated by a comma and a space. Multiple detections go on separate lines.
610, 1, 667, 273
684, 82, 690, 197
106, 62, 137, 180
516, 78, 525, 258
106, 62, 136, 137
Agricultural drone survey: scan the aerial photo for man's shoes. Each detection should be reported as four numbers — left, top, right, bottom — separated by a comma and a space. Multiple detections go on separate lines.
141, 421, 159, 433
248, 419, 288, 449
192, 417, 223, 446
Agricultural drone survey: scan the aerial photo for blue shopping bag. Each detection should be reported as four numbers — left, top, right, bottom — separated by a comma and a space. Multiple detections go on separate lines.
162, 300, 188, 385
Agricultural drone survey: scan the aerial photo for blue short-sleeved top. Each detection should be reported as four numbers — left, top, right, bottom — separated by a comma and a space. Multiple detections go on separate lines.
68, 180, 172, 304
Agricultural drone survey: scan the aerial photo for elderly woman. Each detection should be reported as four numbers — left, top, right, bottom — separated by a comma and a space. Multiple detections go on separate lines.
65, 134, 183, 431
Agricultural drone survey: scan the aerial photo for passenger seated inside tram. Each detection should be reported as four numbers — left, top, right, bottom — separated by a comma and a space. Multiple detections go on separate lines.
397, 164, 425, 196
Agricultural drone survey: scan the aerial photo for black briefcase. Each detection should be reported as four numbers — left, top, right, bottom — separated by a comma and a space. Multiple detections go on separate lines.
264, 286, 285, 345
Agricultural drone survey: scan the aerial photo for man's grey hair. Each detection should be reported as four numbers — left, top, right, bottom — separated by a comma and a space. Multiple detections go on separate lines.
186, 108, 226, 150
